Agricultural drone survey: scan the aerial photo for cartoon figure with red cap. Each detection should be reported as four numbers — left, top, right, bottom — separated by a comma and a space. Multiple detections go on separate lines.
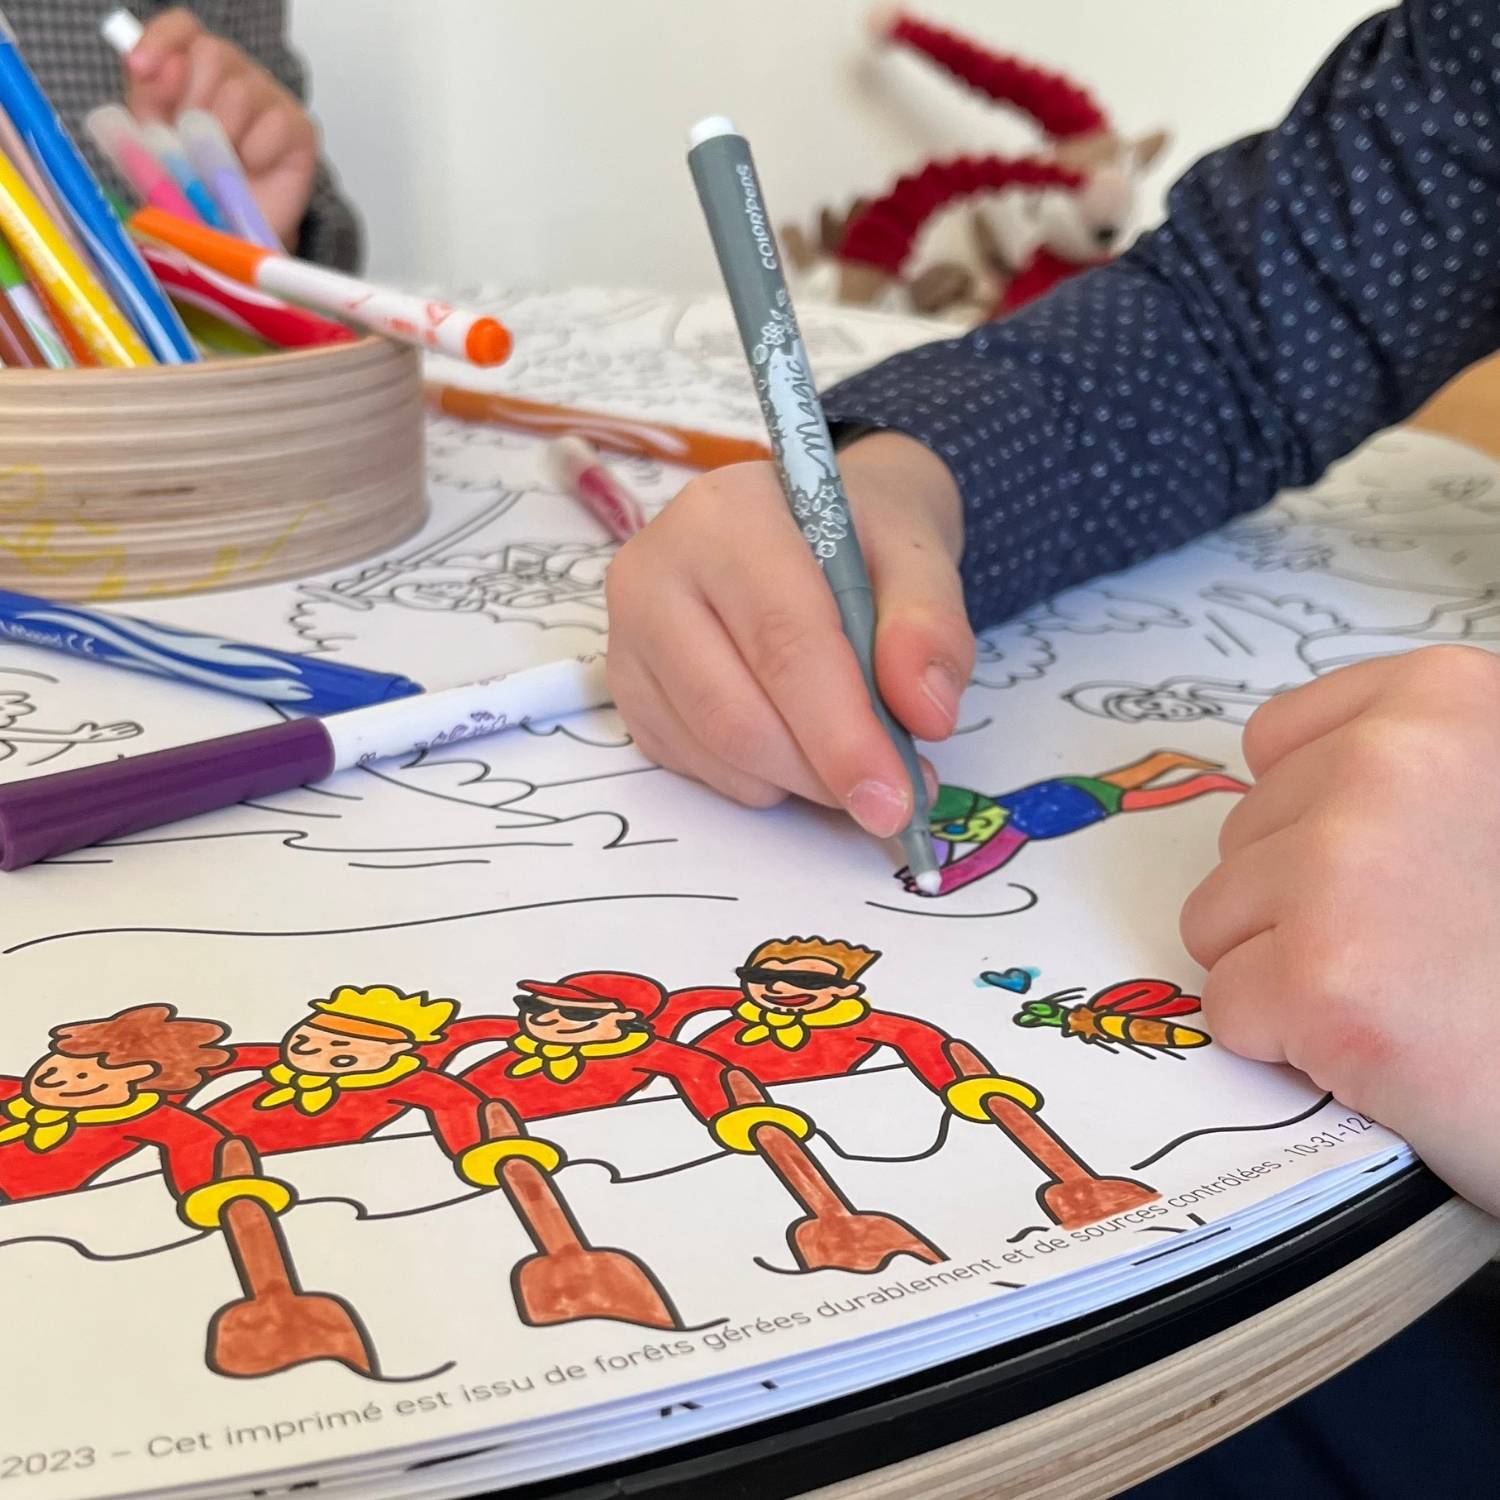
443, 971, 752, 1132
440, 969, 951, 1279
199, 984, 497, 1186
659, 938, 1160, 1230
0, 1004, 288, 1228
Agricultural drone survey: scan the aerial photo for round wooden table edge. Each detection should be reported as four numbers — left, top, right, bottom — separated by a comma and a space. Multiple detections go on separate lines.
804, 1193, 1500, 1500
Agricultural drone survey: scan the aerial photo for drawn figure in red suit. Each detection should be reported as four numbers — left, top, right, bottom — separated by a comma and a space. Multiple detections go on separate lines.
659, 938, 1160, 1231
445, 971, 739, 1127
657, 937, 1034, 1106
200, 985, 493, 1183
0, 1004, 285, 1227
432, 973, 819, 1324
447, 969, 951, 1279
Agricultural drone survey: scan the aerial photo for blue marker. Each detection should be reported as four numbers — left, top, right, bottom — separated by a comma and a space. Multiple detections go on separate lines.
142, 122, 229, 230
0, 588, 422, 714
0, 9, 196, 362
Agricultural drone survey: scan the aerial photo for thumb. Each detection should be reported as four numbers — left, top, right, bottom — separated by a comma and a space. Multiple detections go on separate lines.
124, 54, 188, 122
863, 505, 976, 743
122, 7, 200, 121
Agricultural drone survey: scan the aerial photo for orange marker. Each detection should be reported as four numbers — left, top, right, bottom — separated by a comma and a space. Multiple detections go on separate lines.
130, 208, 512, 366
424, 384, 771, 470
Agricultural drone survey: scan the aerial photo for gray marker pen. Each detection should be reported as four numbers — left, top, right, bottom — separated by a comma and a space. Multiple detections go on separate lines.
686, 114, 940, 894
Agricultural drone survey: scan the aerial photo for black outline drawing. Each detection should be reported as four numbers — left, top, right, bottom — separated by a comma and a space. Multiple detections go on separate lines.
1202, 584, 1500, 676
1064, 676, 1290, 727
969, 587, 1192, 694
0, 671, 142, 768
1129, 1094, 1334, 1171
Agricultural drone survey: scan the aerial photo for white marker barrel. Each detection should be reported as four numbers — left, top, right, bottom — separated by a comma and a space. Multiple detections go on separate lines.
325, 654, 610, 770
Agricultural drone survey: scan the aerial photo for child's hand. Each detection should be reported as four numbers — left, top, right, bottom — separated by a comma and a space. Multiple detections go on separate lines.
605, 431, 973, 838
1181, 646, 1500, 1214
123, 7, 317, 244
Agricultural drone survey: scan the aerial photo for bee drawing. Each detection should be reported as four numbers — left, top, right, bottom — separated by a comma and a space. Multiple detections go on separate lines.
1013, 979, 1211, 1059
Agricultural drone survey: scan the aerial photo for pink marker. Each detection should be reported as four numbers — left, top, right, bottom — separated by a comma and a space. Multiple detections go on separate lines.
545, 436, 647, 543
84, 105, 199, 221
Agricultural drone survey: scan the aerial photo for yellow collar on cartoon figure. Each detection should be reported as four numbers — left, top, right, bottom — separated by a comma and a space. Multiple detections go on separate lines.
734, 997, 869, 1050
504, 1031, 650, 1083
255, 1054, 421, 1115
0, 1091, 162, 1152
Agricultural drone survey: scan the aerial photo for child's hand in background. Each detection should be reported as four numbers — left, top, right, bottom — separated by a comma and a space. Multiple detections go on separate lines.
605, 431, 973, 838
122, 7, 316, 244
1181, 646, 1500, 1215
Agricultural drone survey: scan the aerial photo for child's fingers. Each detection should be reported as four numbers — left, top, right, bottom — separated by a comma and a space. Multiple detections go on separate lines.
863, 510, 975, 743
715, 587, 917, 837
1199, 930, 1288, 1064
236, 101, 315, 177
124, 53, 189, 122
629, 589, 834, 809
1216, 731, 1339, 857
203, 74, 257, 145
1240, 658, 1396, 776
651, 467, 918, 837
180, 42, 258, 140
1179, 828, 1292, 969
127, 7, 202, 81
607, 652, 785, 810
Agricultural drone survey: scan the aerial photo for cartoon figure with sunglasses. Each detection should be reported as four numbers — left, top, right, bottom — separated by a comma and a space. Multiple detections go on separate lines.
448, 968, 965, 1274
657, 938, 1032, 1105
444, 971, 764, 1137
657, 938, 1160, 1230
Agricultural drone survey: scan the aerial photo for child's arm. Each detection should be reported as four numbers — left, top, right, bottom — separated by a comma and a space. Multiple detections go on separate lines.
123, 4, 361, 267
608, 1, 1500, 825
654, 985, 744, 1039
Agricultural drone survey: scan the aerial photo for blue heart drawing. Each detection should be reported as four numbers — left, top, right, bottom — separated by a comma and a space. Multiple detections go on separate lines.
979, 968, 1033, 994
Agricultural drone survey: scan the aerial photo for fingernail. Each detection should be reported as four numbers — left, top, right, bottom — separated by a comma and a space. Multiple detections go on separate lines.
921, 660, 961, 730
846, 779, 911, 839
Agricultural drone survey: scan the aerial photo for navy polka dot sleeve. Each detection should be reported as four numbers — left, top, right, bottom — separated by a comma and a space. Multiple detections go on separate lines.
823, 1, 1500, 632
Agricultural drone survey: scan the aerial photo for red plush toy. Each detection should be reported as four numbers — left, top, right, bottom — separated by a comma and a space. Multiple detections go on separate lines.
790, 9, 1168, 321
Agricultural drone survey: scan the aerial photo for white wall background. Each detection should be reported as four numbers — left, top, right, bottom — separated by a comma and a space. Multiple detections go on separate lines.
287, 0, 1385, 293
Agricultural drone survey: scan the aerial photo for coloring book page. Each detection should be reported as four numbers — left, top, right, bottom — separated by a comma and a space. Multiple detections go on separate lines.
0, 287, 1470, 1497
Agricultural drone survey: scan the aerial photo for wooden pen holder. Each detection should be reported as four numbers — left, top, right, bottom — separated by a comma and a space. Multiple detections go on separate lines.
0, 336, 426, 600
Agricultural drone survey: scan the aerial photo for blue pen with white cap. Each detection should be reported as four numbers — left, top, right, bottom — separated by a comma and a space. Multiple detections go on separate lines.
0, 6, 196, 363
0, 588, 421, 714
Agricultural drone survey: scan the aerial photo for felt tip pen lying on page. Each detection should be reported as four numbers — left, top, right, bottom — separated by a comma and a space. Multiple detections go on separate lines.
546, 436, 647, 542
0, 654, 610, 871
685, 116, 941, 894
0, 588, 421, 713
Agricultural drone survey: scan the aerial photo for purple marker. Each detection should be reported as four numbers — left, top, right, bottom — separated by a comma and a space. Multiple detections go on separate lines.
176, 109, 281, 249
0, 654, 609, 870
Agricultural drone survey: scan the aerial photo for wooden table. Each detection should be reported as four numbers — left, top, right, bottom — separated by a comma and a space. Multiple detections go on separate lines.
805, 1194, 1500, 1499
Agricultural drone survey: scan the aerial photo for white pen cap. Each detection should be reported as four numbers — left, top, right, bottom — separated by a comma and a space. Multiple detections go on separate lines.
544, 436, 599, 491
688, 116, 737, 149
101, 8, 144, 55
